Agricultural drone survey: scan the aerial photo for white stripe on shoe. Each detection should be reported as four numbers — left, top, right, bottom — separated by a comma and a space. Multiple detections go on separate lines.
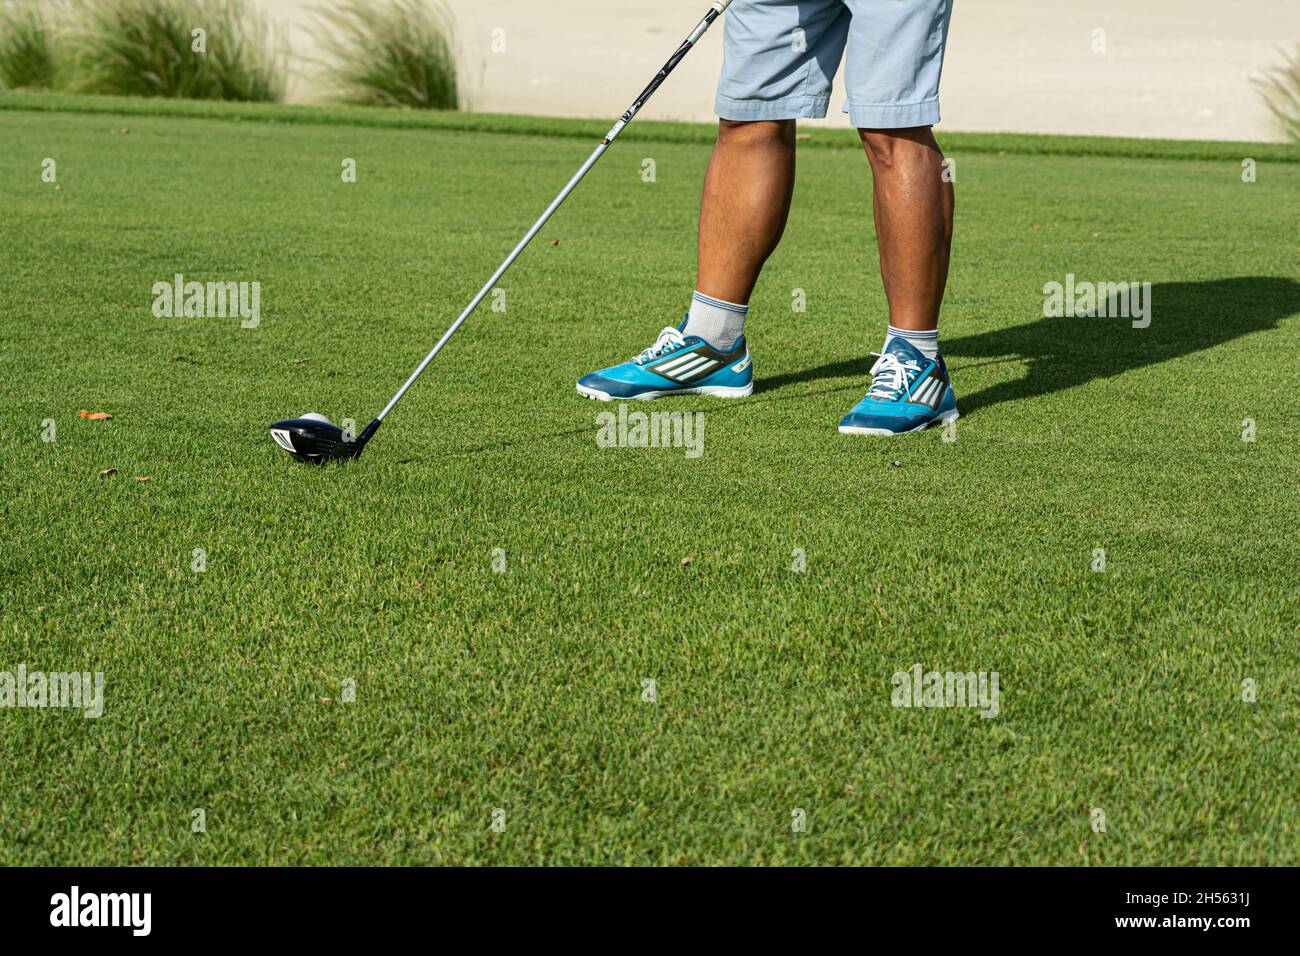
677, 358, 718, 380
671, 356, 713, 379
654, 352, 700, 374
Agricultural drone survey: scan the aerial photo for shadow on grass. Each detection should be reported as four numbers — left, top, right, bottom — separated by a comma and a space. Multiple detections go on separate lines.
759, 276, 1300, 417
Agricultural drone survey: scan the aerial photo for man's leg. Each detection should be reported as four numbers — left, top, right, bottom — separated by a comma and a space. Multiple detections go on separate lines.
696, 119, 797, 307
576, 0, 849, 401
860, 126, 954, 335
837, 0, 958, 435
682, 118, 796, 351
838, 125, 959, 434
676, 119, 796, 352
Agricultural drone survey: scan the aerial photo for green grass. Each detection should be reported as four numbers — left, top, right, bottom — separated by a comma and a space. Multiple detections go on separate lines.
5, 91, 1299, 163
0, 94, 1296, 865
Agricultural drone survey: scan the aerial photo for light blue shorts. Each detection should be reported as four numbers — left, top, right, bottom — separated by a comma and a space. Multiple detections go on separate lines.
715, 0, 954, 128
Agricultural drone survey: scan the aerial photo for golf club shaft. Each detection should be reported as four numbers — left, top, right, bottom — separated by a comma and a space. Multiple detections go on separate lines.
375, 0, 733, 423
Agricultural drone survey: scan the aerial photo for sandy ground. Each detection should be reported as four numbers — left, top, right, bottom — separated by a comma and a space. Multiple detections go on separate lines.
263, 0, 1299, 142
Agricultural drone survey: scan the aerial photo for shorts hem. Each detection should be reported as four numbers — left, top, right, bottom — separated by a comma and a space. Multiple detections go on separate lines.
715, 92, 830, 122
845, 98, 941, 129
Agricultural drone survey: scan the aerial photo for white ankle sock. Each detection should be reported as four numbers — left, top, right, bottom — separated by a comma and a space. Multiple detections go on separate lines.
684, 291, 748, 351
884, 325, 939, 360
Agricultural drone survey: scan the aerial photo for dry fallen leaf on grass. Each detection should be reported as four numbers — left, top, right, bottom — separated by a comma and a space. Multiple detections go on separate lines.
99, 468, 117, 477
551, 239, 561, 246
133, 476, 151, 482
680, 556, 693, 566
79, 409, 112, 420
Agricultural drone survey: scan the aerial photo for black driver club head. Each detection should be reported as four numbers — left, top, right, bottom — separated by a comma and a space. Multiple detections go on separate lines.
269, 413, 380, 463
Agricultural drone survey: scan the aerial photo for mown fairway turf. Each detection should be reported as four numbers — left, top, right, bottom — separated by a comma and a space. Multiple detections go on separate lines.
1, 96, 1296, 865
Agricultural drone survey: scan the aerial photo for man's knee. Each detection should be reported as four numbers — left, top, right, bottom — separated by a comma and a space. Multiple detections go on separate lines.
859, 126, 939, 170
718, 118, 796, 147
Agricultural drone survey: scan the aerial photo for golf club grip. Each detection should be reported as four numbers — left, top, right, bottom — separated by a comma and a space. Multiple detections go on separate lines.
375, 2, 731, 424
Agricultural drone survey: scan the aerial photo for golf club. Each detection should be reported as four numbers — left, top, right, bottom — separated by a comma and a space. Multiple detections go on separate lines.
270, 0, 734, 463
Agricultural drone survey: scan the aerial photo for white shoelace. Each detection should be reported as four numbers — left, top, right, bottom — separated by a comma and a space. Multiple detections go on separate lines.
636, 327, 686, 364
867, 351, 921, 401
